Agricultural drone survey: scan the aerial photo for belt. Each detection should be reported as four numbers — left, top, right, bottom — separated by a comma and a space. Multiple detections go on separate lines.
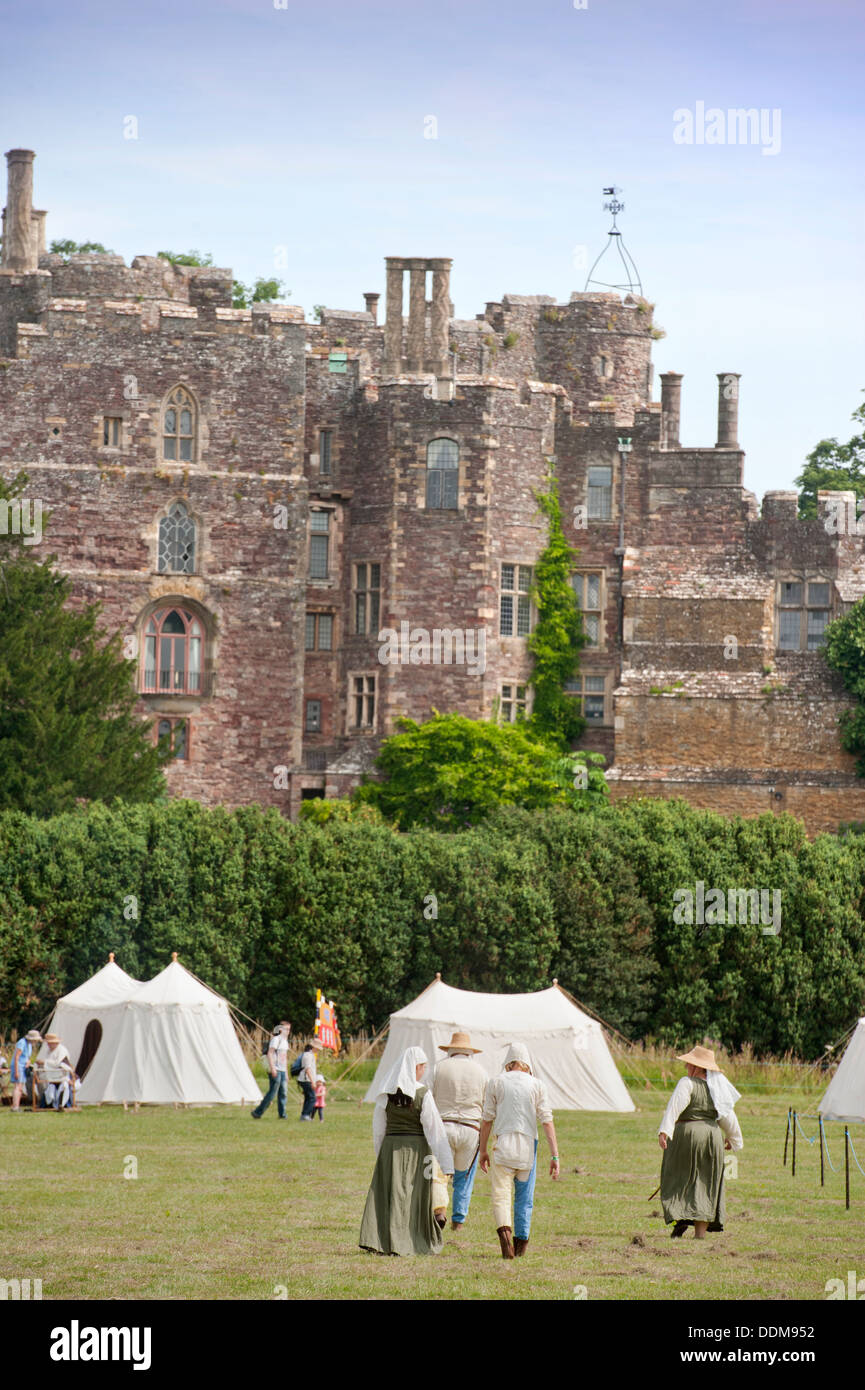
443, 1119, 480, 1131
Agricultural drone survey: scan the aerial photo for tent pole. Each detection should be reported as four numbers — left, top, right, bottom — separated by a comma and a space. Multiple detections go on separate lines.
819, 1116, 824, 1187
783, 1108, 790, 1167
792, 1109, 796, 1177
845, 1126, 850, 1210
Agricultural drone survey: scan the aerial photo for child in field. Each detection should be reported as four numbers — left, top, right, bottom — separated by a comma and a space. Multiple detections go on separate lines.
314, 1076, 326, 1122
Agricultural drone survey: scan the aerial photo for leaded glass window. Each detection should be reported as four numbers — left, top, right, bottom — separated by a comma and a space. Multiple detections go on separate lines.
158, 502, 196, 574
163, 387, 196, 462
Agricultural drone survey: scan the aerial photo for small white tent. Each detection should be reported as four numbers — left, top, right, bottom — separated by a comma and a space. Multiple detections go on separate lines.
819, 1018, 865, 1124
43, 958, 143, 1076
52, 958, 260, 1106
364, 978, 634, 1112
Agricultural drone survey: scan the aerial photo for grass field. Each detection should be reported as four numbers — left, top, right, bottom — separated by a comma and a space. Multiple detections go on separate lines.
1, 1073, 862, 1301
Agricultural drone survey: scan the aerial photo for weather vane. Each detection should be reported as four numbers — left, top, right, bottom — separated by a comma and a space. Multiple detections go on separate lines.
584, 185, 643, 297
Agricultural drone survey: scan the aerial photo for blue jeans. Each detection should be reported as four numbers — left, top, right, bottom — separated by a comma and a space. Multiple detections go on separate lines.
300, 1080, 316, 1119
452, 1150, 480, 1224
254, 1069, 287, 1118
513, 1141, 539, 1241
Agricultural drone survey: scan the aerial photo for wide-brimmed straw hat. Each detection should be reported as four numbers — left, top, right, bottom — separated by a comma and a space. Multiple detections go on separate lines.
438, 1031, 481, 1054
676, 1045, 720, 1072
44, 1033, 61, 1046
25, 1030, 42, 1043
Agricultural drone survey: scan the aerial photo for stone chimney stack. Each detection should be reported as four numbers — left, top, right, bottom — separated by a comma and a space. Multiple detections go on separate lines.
2, 149, 37, 272
716, 372, 741, 449
428, 258, 451, 376
363, 292, 380, 324
384, 258, 404, 373
31, 208, 47, 259
383, 256, 452, 375
659, 372, 683, 449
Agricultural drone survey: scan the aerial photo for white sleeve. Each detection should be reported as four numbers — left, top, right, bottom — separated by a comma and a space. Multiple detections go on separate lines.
535, 1080, 553, 1127
421, 1091, 455, 1174
658, 1077, 693, 1139
373, 1103, 387, 1156
481, 1078, 498, 1124
718, 1110, 743, 1151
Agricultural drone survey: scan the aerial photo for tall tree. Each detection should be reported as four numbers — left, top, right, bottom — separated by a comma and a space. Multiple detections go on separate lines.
795, 395, 865, 518
352, 711, 606, 831
0, 475, 168, 816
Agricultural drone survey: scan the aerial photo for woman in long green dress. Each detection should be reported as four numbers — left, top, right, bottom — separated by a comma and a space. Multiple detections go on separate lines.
359, 1046, 455, 1256
657, 1045, 743, 1239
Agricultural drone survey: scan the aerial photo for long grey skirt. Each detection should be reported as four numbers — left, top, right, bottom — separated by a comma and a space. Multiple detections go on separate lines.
359, 1134, 443, 1256
660, 1120, 726, 1226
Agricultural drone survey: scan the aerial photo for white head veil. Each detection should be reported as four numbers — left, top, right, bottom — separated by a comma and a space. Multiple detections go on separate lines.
705, 1071, 741, 1119
503, 1042, 533, 1074
373, 1046, 430, 1110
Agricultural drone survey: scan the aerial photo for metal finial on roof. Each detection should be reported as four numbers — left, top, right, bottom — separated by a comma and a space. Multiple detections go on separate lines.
108, 952, 115, 962
584, 185, 643, 296
435, 972, 441, 980
172, 952, 178, 962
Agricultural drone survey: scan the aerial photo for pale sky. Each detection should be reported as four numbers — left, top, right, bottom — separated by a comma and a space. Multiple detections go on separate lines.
1, 0, 863, 499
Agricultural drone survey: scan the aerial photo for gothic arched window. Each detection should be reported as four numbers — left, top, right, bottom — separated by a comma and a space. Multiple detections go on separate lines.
426, 437, 459, 509
162, 386, 196, 461
158, 502, 196, 574
142, 608, 203, 694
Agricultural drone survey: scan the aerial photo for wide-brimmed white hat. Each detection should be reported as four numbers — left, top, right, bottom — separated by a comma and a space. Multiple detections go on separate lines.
676, 1045, 720, 1072
438, 1031, 481, 1054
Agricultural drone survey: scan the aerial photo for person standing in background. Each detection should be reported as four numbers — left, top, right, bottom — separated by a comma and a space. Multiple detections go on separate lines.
314, 1075, 326, 1122
10, 1030, 42, 1111
251, 1021, 291, 1120
299, 1039, 322, 1120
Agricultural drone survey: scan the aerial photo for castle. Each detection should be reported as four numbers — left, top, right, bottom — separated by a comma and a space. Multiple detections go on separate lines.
2, 149, 863, 833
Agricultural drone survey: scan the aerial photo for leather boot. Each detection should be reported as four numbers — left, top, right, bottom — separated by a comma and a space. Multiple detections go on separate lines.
497, 1225, 515, 1259
513, 1236, 529, 1257
451, 1220, 463, 1232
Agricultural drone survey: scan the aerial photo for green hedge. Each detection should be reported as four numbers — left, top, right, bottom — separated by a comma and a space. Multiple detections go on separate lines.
1, 798, 863, 1057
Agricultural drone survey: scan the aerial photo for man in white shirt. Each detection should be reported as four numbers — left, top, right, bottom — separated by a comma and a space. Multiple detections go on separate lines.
431, 1031, 487, 1231
479, 1042, 560, 1259
251, 1021, 291, 1120
298, 1039, 322, 1120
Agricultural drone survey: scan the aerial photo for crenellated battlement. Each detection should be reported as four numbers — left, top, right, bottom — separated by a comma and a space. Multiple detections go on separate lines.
6, 290, 307, 358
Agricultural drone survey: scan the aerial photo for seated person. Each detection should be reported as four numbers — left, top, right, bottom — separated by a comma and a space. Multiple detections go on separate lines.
38, 1032, 75, 1110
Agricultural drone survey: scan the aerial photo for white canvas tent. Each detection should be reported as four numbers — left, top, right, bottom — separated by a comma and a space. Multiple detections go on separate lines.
41, 958, 143, 1076
47, 958, 260, 1106
364, 978, 634, 1112
818, 1018, 865, 1124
